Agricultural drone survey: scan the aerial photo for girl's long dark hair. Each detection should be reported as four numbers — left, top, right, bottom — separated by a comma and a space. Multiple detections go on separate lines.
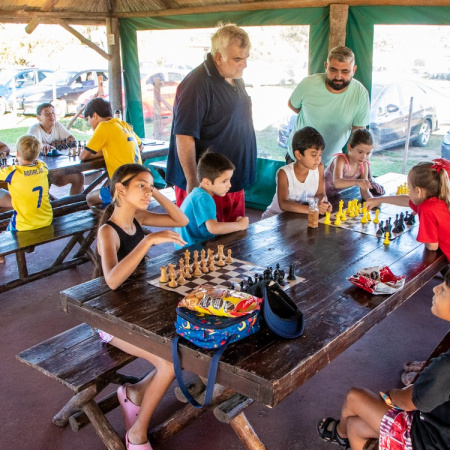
93, 163, 152, 279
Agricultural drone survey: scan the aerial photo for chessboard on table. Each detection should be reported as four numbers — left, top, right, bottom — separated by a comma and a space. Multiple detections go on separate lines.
147, 250, 305, 298
319, 203, 417, 239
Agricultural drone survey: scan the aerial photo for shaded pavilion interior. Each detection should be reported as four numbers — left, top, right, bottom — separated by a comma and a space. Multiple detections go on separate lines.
1, 1, 450, 449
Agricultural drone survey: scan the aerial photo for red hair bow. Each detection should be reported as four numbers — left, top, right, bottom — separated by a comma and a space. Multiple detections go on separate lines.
431, 158, 450, 176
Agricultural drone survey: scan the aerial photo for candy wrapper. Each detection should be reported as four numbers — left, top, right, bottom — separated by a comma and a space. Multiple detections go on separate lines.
348, 266, 405, 295
178, 285, 262, 317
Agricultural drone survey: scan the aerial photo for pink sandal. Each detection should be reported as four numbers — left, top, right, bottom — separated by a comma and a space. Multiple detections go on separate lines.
117, 383, 140, 431
125, 432, 153, 450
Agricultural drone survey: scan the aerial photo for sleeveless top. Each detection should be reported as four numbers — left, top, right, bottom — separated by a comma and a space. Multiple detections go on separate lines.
262, 163, 319, 219
324, 153, 365, 197
106, 218, 146, 262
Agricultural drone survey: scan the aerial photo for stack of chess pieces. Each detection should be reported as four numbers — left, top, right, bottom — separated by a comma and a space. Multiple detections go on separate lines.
396, 182, 410, 195
323, 199, 377, 226
0, 152, 11, 167
51, 139, 86, 157
159, 245, 233, 288
323, 199, 415, 245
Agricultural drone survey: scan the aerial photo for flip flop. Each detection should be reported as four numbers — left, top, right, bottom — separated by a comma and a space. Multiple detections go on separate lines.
401, 370, 417, 386
403, 360, 425, 372
317, 417, 350, 449
117, 383, 140, 431
125, 433, 153, 450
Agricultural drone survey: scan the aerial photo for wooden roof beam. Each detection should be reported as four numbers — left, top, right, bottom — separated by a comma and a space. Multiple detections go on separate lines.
25, 0, 60, 34
51, 18, 111, 60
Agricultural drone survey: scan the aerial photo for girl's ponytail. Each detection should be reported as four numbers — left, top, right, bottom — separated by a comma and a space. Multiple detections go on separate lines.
431, 159, 450, 213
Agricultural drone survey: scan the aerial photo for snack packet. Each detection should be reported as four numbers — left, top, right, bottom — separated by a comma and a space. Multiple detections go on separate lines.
178, 284, 262, 317
348, 266, 405, 295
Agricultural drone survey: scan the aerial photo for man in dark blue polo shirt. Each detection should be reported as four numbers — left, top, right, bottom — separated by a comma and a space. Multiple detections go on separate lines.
166, 23, 257, 222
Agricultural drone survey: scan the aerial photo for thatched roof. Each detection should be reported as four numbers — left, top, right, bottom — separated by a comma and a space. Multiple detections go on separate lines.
0, 0, 449, 25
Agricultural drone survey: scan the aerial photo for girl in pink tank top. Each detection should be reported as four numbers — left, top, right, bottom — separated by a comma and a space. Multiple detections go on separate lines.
324, 129, 376, 201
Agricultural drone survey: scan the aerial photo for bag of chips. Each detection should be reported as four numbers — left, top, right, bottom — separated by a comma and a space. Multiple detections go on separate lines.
348, 266, 405, 295
177, 284, 262, 317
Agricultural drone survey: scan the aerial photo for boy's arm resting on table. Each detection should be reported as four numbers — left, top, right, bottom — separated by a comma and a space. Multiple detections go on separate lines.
386, 385, 416, 411
277, 169, 309, 214
137, 189, 188, 228
80, 147, 103, 161
205, 216, 249, 235
366, 194, 410, 211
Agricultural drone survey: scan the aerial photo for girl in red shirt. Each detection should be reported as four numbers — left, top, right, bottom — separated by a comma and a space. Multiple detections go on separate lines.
366, 159, 450, 261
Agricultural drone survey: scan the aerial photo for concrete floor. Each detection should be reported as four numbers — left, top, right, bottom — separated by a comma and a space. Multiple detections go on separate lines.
0, 207, 448, 450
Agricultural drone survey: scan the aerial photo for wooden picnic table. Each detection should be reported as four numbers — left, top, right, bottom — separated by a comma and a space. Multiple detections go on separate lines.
59, 173, 447, 448
0, 141, 169, 227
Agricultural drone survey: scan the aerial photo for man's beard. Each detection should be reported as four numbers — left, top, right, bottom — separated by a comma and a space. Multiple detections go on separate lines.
326, 77, 352, 91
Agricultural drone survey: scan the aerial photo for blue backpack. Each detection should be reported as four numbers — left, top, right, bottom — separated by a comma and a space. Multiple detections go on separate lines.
172, 307, 261, 408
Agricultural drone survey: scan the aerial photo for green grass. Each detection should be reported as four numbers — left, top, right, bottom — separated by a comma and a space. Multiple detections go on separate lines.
0, 123, 92, 148
370, 134, 441, 176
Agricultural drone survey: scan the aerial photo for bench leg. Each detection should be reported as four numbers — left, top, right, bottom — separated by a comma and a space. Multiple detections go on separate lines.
83, 399, 125, 450
73, 228, 97, 260
53, 384, 100, 427
214, 394, 266, 450
52, 233, 83, 267
149, 383, 235, 442
16, 251, 28, 278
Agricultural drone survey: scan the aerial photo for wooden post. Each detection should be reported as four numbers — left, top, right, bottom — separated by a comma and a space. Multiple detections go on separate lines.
329, 4, 348, 51
153, 78, 162, 139
106, 17, 123, 113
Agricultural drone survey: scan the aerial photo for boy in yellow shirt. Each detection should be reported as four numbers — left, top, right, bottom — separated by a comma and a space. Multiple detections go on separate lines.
0, 135, 53, 262
80, 98, 143, 208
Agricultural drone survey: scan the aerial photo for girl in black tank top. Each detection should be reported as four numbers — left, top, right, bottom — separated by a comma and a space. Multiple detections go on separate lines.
94, 164, 187, 449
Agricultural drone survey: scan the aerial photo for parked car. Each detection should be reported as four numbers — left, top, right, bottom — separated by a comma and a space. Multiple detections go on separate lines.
370, 79, 438, 150
76, 69, 183, 120
441, 131, 450, 159
17, 69, 108, 117
278, 79, 438, 151
0, 67, 54, 114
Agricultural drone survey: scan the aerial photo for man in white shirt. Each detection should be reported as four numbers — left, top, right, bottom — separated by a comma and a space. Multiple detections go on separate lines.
27, 103, 84, 195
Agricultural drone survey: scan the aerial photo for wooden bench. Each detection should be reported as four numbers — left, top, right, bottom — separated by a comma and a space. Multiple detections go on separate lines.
17, 323, 139, 450
363, 328, 450, 450
0, 210, 98, 293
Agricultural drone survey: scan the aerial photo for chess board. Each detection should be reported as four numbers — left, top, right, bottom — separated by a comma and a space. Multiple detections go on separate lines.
318, 205, 418, 239
147, 258, 305, 298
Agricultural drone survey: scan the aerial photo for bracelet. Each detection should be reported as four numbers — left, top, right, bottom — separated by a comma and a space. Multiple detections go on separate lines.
380, 391, 402, 410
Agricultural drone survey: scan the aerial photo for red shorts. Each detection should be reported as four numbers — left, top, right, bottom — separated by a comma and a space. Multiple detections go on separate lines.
379, 408, 414, 450
175, 186, 245, 222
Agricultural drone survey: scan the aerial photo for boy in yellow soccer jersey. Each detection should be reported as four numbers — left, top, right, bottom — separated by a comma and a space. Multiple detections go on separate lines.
80, 98, 144, 208
0, 135, 53, 262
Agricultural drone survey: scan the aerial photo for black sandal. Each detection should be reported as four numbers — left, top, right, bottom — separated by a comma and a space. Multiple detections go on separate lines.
317, 417, 350, 449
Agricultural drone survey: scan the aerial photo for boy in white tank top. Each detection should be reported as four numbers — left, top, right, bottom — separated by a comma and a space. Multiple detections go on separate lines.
263, 126, 332, 219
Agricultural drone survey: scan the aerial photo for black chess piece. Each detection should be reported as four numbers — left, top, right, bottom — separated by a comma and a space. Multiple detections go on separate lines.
384, 217, 392, 233
240, 281, 244, 291
397, 212, 405, 232
287, 263, 297, 281
254, 274, 259, 284
273, 269, 279, 282
376, 221, 384, 237
406, 212, 416, 225
247, 276, 253, 286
